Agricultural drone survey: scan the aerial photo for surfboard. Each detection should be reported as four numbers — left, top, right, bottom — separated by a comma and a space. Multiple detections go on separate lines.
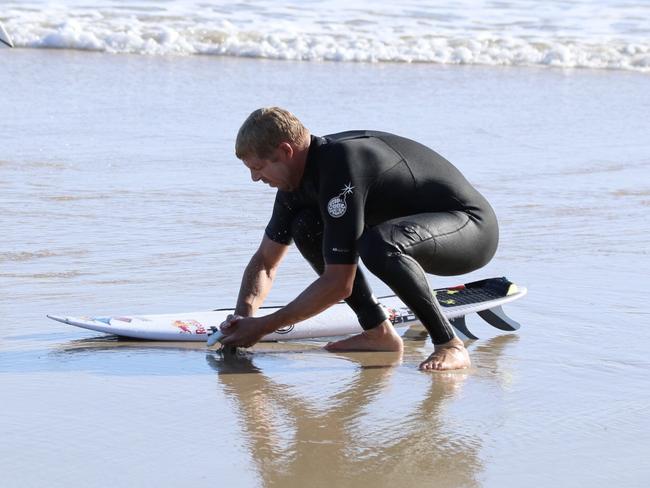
48, 277, 526, 342
0, 23, 14, 48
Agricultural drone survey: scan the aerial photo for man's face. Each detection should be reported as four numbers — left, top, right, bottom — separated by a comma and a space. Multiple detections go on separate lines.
242, 144, 296, 191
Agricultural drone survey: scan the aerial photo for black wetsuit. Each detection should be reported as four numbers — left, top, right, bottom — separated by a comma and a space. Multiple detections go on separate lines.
265, 131, 498, 344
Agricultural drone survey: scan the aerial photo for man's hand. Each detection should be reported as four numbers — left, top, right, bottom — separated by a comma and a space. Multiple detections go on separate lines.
220, 314, 244, 330
220, 315, 274, 348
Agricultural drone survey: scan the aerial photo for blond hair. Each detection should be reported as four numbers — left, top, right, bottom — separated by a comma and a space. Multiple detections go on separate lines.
235, 107, 309, 159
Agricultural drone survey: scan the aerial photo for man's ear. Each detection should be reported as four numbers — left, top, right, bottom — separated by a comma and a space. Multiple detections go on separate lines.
278, 141, 294, 160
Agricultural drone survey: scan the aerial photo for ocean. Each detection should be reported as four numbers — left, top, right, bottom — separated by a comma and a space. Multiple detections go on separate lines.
2, 0, 650, 71
1, 2, 650, 487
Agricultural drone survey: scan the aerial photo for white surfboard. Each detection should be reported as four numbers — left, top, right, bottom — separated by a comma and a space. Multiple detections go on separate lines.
48, 277, 527, 342
0, 23, 13, 48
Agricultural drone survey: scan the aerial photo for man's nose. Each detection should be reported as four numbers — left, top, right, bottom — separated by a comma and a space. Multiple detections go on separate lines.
250, 169, 261, 182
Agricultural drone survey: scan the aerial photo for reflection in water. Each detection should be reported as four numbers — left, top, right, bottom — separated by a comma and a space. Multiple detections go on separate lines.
55, 336, 323, 355
56, 335, 206, 353
42, 333, 518, 487
205, 336, 518, 488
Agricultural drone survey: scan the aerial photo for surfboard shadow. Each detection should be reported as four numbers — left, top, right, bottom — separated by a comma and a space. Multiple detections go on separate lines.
55, 335, 209, 353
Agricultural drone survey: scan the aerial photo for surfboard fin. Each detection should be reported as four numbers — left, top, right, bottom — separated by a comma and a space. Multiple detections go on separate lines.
450, 303, 522, 340
478, 306, 521, 331
450, 316, 479, 341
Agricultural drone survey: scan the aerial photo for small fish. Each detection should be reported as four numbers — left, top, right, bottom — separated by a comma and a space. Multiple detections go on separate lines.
207, 328, 240, 355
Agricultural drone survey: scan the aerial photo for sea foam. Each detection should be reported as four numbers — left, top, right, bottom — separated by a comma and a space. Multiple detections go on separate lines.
2, 0, 649, 72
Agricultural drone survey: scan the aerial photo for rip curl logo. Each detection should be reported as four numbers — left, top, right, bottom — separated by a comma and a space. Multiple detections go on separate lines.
327, 182, 355, 218
275, 324, 295, 334
386, 307, 417, 325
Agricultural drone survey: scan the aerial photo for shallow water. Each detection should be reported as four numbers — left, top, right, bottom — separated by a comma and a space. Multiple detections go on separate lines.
2, 49, 650, 487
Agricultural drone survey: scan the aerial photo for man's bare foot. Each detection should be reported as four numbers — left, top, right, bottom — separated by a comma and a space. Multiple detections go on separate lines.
419, 337, 471, 371
324, 321, 403, 352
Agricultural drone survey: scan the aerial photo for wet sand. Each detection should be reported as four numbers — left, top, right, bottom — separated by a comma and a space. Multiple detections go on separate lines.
1, 49, 650, 487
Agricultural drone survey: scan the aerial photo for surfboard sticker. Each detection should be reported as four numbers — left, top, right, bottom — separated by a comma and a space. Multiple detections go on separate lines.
48, 277, 527, 342
0, 23, 14, 48
173, 319, 208, 335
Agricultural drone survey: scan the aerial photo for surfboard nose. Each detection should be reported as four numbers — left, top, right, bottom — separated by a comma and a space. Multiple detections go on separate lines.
46, 315, 69, 324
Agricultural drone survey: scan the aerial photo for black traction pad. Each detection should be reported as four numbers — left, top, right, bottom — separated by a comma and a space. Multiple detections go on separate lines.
434, 277, 515, 307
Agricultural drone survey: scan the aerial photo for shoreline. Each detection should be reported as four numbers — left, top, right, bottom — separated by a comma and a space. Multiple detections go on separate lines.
3, 44, 650, 77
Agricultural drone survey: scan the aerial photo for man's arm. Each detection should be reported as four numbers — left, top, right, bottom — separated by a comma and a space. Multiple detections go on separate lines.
234, 234, 289, 317
264, 264, 357, 330
220, 263, 357, 346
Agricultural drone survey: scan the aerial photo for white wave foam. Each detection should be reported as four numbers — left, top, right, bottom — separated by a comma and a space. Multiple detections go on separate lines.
2, 0, 649, 72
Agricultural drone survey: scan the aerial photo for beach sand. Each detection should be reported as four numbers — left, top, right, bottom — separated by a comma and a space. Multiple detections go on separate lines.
1, 49, 649, 487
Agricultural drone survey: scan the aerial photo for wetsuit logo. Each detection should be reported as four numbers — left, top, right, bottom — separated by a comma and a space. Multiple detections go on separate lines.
327, 182, 354, 218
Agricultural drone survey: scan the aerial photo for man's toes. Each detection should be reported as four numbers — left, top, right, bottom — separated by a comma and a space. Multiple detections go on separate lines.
420, 358, 436, 370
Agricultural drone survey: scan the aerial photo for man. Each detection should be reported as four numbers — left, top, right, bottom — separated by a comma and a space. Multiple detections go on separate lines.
220, 107, 498, 371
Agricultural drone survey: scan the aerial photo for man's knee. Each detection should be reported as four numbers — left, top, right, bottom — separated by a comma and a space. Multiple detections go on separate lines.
358, 226, 399, 275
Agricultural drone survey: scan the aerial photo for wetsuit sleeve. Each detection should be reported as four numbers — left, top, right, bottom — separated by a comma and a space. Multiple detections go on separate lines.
319, 160, 364, 265
264, 191, 296, 245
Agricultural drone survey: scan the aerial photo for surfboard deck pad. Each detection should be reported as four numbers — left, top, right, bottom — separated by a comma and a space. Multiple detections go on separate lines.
435, 277, 518, 307
48, 276, 526, 342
